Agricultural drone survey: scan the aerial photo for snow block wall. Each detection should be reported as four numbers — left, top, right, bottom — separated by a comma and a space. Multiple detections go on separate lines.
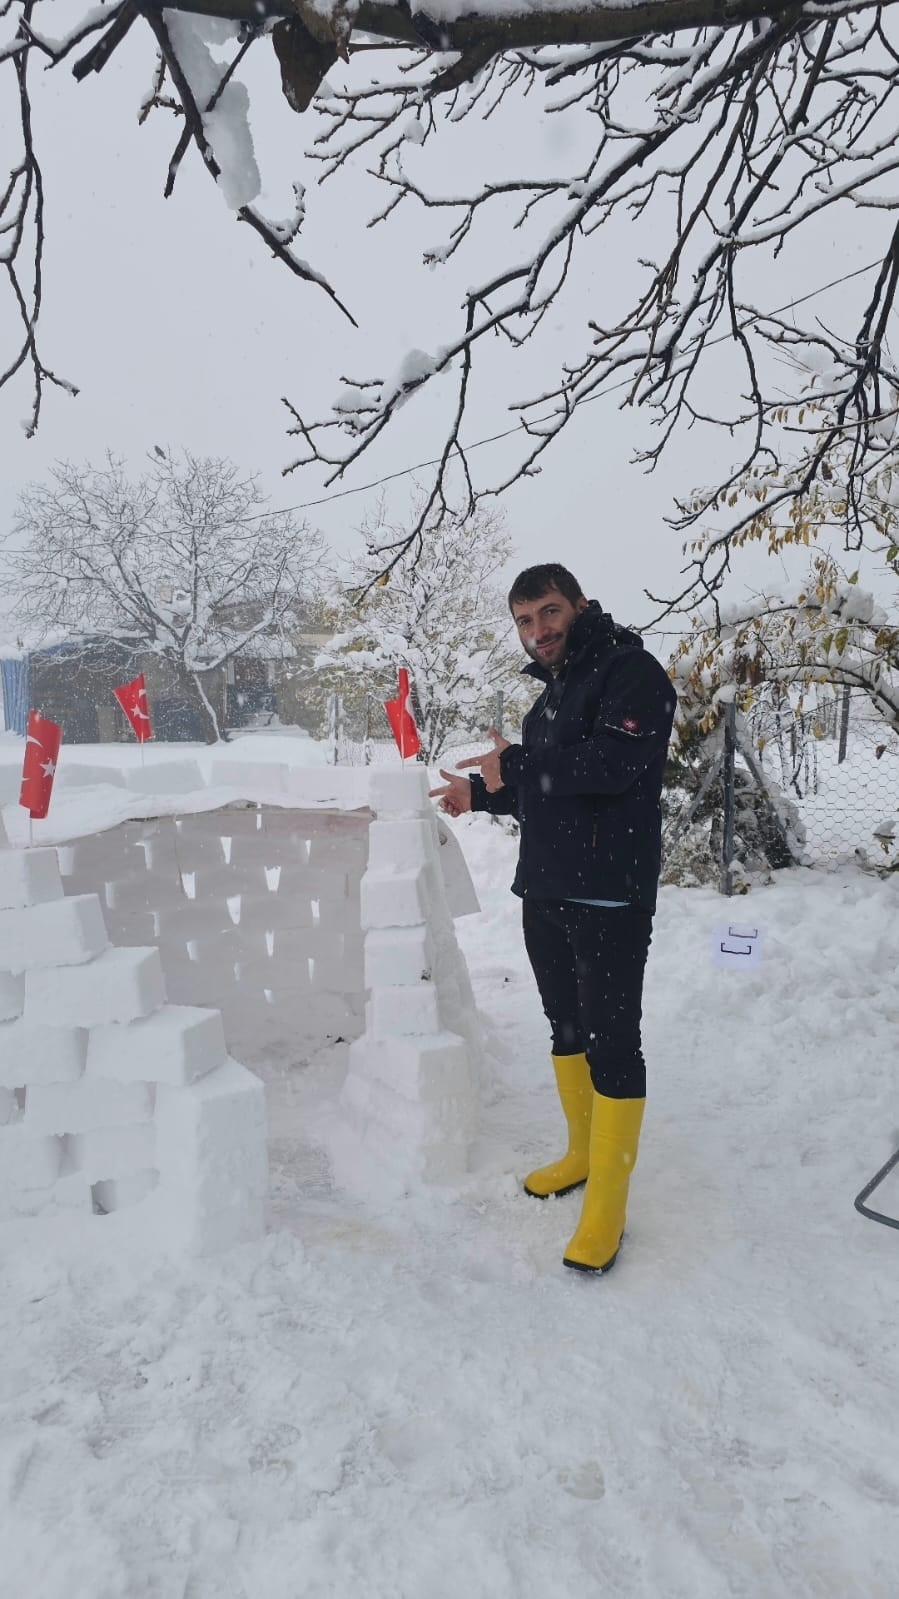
328, 767, 481, 1197
1, 765, 482, 1226
56, 806, 370, 1069
0, 814, 267, 1253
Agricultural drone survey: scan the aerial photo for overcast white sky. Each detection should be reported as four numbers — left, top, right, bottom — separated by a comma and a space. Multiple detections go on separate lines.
0, 8, 890, 645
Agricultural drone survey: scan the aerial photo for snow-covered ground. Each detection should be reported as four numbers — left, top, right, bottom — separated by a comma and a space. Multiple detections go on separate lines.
4, 793, 899, 1597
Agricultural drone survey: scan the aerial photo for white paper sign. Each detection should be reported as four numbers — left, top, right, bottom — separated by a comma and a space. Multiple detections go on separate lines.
711, 922, 764, 969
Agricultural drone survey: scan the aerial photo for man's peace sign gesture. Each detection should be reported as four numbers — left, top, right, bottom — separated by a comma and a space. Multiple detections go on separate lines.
454, 728, 512, 793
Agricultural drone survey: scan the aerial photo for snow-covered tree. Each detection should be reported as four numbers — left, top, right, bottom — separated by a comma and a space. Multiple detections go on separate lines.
313, 503, 533, 762
671, 553, 899, 744
671, 409, 899, 735
4, 451, 324, 742
6, 0, 899, 590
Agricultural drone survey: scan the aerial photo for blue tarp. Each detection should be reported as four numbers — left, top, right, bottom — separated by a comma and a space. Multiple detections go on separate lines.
0, 656, 29, 735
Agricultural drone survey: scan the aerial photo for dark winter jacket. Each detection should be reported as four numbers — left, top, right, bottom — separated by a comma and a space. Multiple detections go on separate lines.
470, 603, 676, 912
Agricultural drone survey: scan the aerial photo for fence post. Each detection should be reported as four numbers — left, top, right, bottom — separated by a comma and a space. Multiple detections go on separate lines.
363, 693, 373, 766
837, 683, 851, 764
327, 693, 343, 766
494, 689, 504, 736
720, 701, 737, 897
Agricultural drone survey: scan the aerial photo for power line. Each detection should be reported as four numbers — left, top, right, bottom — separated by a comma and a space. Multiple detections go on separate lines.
257, 258, 883, 521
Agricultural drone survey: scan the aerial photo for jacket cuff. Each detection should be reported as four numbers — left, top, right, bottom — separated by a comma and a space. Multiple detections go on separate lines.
468, 773, 489, 811
499, 744, 524, 785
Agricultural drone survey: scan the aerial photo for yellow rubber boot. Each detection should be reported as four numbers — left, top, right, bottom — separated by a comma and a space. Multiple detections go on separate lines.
563, 1094, 645, 1273
523, 1053, 593, 1198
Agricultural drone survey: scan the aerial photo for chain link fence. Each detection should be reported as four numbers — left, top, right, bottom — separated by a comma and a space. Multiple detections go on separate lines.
748, 687, 899, 869
663, 688, 899, 892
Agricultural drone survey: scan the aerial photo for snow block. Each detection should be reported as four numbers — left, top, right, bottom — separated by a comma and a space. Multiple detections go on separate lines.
52, 1172, 94, 1212
71, 1122, 156, 1181
0, 972, 25, 1023
0, 895, 108, 973
206, 758, 289, 800
93, 1170, 158, 1213
124, 760, 205, 796
306, 833, 368, 872
0, 772, 21, 807
154, 1059, 267, 1254
368, 982, 442, 1040
86, 1006, 226, 1087
57, 763, 127, 791
281, 767, 367, 809
0, 1126, 63, 1188
364, 926, 433, 988
368, 766, 430, 817
24, 1078, 153, 1135
25, 946, 166, 1028
360, 868, 431, 930
337, 1071, 470, 1186
0, 848, 64, 910
104, 874, 183, 914
346, 1032, 473, 1104
0, 1020, 87, 1087
366, 818, 438, 873
0, 1185, 53, 1218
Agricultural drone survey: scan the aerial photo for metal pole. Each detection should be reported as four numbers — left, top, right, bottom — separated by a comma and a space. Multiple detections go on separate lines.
837, 682, 851, 764
720, 701, 737, 897
363, 693, 372, 766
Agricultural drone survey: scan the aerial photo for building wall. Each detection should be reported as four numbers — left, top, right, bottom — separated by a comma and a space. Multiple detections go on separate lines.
26, 645, 227, 744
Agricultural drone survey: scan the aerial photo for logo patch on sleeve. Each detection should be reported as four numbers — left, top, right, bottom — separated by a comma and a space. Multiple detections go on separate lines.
622, 717, 639, 733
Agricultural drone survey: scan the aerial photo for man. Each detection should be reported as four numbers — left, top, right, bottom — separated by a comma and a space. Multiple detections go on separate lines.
429, 564, 676, 1275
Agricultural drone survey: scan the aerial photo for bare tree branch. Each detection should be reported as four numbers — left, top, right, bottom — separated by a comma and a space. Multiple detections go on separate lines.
6, 0, 899, 602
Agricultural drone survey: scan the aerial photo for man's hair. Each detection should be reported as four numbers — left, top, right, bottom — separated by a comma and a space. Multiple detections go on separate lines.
507, 563, 586, 612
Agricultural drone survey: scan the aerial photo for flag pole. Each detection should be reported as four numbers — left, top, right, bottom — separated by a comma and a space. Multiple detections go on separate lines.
398, 669, 404, 762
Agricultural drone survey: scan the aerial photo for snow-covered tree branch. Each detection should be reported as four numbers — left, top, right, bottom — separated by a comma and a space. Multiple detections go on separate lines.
671, 552, 899, 746
6, 0, 899, 589
3, 450, 325, 741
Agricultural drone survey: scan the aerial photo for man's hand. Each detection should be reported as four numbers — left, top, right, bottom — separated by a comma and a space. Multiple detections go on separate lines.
455, 728, 511, 793
428, 769, 473, 817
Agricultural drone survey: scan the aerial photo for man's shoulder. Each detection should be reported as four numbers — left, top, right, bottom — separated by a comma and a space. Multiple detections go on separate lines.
583, 642, 676, 701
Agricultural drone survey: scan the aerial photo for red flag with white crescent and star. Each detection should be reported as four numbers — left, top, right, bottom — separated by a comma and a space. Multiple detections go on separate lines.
19, 710, 62, 819
384, 667, 421, 760
113, 673, 153, 743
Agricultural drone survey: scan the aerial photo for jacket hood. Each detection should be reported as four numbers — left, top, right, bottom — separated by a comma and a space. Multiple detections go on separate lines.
522, 600, 643, 682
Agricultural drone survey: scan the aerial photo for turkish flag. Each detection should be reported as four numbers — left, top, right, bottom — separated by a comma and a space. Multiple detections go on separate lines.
384, 668, 421, 760
19, 710, 62, 819
114, 673, 153, 742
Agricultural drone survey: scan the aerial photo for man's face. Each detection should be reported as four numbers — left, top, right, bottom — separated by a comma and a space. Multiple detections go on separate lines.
511, 587, 588, 672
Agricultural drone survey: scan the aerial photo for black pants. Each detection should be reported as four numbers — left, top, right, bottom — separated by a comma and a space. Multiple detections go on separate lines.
522, 898, 653, 1099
